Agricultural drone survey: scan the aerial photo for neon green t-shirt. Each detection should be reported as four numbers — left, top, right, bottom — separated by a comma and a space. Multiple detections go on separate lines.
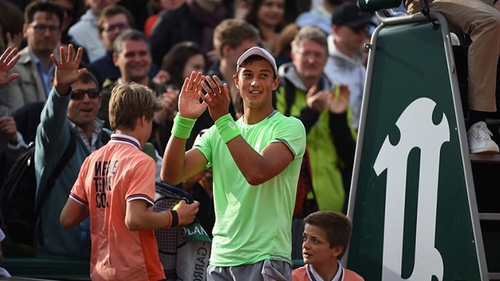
196, 111, 306, 267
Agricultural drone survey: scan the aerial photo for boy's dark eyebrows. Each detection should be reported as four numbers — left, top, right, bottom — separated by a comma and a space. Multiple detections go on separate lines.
242, 68, 273, 73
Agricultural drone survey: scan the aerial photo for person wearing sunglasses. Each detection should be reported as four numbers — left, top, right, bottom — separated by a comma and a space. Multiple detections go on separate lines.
325, 2, 376, 133
34, 44, 112, 259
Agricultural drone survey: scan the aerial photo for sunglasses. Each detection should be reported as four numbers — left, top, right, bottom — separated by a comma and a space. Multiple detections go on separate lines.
70, 88, 100, 100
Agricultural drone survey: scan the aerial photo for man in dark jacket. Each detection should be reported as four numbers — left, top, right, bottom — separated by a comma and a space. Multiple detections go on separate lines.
148, 0, 232, 67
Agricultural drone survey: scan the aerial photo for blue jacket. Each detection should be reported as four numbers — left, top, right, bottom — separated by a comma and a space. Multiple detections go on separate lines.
35, 87, 110, 258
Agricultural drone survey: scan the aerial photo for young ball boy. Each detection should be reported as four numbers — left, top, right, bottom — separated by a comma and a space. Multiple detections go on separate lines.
293, 211, 364, 281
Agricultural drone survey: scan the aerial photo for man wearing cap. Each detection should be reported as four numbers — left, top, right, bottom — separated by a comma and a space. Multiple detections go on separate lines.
324, 2, 375, 131
161, 46, 306, 280
295, 0, 348, 35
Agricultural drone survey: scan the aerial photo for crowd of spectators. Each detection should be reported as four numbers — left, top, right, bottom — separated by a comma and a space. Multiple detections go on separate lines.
5, 0, 498, 279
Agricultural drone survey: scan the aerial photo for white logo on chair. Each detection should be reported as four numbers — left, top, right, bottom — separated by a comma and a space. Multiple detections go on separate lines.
373, 98, 447, 280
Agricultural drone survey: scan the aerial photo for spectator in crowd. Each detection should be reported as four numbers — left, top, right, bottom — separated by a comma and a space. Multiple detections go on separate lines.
161, 46, 306, 280
244, 0, 285, 53
60, 82, 199, 280
98, 30, 176, 153
0, 47, 27, 188
325, 2, 374, 131
296, 0, 347, 35
149, 0, 232, 67
186, 18, 259, 148
0, 105, 28, 187
155, 41, 205, 89
405, 0, 500, 154
233, 0, 251, 19
0, 0, 24, 52
68, 0, 119, 63
88, 5, 160, 88
152, 41, 205, 152
48, 0, 90, 66
87, 5, 134, 87
273, 22, 300, 67
144, 0, 185, 37
292, 211, 364, 281
275, 26, 355, 214
6, 1, 63, 114
34, 45, 111, 258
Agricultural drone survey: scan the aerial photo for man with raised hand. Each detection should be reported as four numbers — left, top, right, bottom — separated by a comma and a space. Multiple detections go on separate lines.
35, 45, 109, 258
161, 47, 306, 280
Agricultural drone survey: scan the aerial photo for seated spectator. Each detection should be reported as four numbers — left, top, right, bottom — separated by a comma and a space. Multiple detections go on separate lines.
6, 1, 64, 114
98, 30, 176, 153
87, 5, 136, 87
325, 2, 375, 131
244, 0, 285, 53
68, 0, 119, 63
48, 0, 90, 66
155, 41, 206, 89
0, 0, 24, 52
292, 211, 364, 281
149, 0, 232, 67
275, 26, 355, 214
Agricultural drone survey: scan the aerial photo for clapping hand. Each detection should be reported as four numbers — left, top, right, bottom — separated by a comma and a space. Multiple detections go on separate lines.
154, 88, 179, 124
0, 116, 18, 145
306, 85, 329, 113
327, 84, 350, 114
201, 75, 230, 121
178, 71, 207, 119
0, 47, 21, 87
51, 44, 87, 95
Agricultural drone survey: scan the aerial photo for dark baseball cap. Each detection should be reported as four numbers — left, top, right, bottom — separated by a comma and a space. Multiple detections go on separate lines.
331, 2, 375, 27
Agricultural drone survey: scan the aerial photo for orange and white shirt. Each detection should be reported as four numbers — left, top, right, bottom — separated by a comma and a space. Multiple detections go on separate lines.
70, 134, 164, 281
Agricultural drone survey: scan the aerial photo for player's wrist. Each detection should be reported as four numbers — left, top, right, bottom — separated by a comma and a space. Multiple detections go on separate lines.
172, 113, 196, 139
215, 113, 241, 143
166, 210, 180, 228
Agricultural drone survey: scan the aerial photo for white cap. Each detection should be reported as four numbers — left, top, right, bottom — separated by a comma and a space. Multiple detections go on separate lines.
236, 46, 278, 75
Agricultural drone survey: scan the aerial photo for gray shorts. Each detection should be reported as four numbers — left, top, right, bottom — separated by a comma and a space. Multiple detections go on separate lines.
206, 259, 292, 281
